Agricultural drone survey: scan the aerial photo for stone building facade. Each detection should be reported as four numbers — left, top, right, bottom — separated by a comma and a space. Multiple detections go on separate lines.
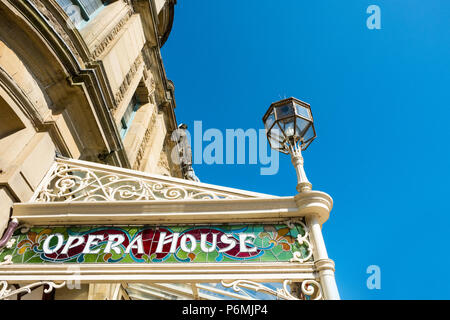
0, 0, 182, 237
0, 0, 186, 299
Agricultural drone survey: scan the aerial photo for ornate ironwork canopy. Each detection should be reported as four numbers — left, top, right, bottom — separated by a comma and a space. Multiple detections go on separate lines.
0, 157, 337, 300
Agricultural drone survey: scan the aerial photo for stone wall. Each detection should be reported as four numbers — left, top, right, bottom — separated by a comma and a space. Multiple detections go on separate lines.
0, 0, 181, 236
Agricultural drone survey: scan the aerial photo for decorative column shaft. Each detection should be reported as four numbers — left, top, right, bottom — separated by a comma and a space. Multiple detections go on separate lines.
307, 215, 340, 300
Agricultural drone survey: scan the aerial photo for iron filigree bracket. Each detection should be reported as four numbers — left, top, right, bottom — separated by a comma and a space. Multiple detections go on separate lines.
0, 281, 66, 300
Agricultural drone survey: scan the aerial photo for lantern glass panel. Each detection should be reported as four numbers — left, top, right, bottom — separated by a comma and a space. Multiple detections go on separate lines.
275, 104, 294, 120
294, 103, 311, 120
269, 135, 283, 150
303, 125, 315, 142
279, 118, 296, 138
264, 111, 275, 132
295, 117, 310, 137
302, 140, 313, 151
270, 123, 284, 142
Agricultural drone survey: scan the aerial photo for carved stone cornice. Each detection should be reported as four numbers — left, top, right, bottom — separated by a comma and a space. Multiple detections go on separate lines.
29, 1, 134, 64
114, 53, 145, 107
133, 113, 157, 170
91, 10, 134, 60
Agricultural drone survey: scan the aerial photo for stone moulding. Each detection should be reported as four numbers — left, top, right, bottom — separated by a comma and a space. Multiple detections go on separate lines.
90, 10, 134, 60
133, 115, 157, 170
27, 0, 134, 64
27, 0, 86, 64
113, 54, 145, 108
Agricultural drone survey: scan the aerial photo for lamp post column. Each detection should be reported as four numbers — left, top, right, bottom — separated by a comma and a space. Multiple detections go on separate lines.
289, 144, 312, 193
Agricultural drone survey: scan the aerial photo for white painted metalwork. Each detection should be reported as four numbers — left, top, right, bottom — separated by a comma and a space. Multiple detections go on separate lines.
127, 283, 224, 300
31, 158, 273, 203
288, 219, 314, 263
289, 143, 312, 193
125, 280, 323, 300
0, 281, 66, 300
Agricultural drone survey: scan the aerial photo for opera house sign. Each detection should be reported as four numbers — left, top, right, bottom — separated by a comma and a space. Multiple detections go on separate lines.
1, 223, 312, 265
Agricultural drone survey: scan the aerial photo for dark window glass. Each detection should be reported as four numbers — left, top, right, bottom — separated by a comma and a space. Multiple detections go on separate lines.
77, 0, 103, 17
55, 0, 73, 10
56, 0, 104, 24
120, 96, 141, 139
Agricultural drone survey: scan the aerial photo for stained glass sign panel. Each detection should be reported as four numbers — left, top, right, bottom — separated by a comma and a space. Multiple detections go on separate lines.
0, 222, 312, 264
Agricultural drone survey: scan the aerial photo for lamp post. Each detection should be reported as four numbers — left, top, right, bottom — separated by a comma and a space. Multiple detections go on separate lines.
263, 97, 340, 300
262, 97, 316, 193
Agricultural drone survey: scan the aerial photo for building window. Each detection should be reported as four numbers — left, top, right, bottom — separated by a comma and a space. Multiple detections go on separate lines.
120, 95, 141, 139
56, 0, 105, 28
77, 0, 104, 16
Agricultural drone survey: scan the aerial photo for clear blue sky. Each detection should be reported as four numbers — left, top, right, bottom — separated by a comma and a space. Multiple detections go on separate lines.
161, 0, 450, 299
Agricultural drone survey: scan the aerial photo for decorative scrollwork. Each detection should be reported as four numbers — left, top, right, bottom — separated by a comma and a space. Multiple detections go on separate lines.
6, 239, 15, 249
301, 280, 323, 300
0, 255, 12, 266
289, 280, 323, 300
221, 280, 299, 300
20, 224, 32, 234
0, 281, 66, 300
33, 161, 244, 203
285, 220, 296, 229
288, 220, 314, 263
221, 279, 323, 300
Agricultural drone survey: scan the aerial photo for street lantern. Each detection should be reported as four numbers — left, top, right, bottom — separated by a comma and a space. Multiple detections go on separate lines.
263, 97, 316, 193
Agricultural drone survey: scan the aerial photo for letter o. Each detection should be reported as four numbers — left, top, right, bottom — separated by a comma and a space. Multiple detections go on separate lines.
43, 234, 64, 254
180, 234, 197, 253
